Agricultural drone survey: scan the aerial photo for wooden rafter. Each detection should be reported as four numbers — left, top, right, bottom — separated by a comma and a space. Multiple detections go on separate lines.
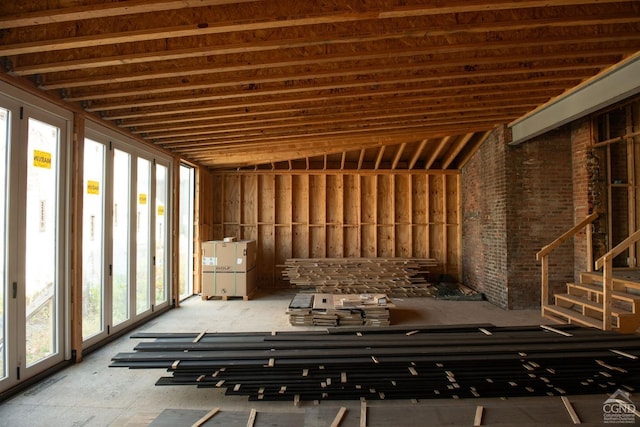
391, 143, 406, 170
442, 133, 474, 169
0, 0, 637, 170
4, 10, 637, 57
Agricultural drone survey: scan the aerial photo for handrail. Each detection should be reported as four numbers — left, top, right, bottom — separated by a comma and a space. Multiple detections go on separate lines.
537, 213, 598, 321
536, 212, 599, 260
594, 228, 640, 270
594, 228, 640, 331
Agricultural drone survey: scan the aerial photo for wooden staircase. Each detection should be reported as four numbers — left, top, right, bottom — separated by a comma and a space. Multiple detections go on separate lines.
543, 271, 640, 333
537, 214, 640, 332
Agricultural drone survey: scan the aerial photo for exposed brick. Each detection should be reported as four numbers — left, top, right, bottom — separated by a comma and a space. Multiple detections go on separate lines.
462, 124, 576, 309
462, 126, 509, 308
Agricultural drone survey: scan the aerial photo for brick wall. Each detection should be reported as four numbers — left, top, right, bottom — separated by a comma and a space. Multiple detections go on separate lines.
505, 126, 574, 309
462, 126, 509, 308
571, 118, 596, 276
462, 124, 575, 309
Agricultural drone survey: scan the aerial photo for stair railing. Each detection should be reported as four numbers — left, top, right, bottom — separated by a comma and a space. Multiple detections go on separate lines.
536, 213, 598, 318
595, 228, 640, 330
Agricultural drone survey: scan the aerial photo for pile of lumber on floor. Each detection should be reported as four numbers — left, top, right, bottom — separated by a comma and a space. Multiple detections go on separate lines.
111, 325, 640, 403
281, 257, 437, 296
287, 293, 393, 327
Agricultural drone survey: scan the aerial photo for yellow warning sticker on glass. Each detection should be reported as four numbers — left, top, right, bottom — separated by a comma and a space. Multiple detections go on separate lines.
157, 205, 165, 216
87, 180, 100, 195
33, 150, 52, 169
139, 193, 147, 205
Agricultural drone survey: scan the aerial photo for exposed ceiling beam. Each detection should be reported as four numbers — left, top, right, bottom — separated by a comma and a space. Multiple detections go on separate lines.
0, 0, 256, 29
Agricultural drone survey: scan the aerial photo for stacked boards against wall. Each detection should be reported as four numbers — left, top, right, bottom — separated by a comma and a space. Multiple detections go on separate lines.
282, 257, 437, 296
202, 171, 460, 289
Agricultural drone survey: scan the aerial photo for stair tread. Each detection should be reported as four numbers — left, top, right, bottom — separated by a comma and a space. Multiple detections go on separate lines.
555, 293, 634, 316
543, 304, 602, 329
568, 282, 640, 301
580, 271, 640, 290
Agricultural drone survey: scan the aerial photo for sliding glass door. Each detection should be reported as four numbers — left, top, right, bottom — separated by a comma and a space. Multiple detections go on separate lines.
0, 83, 173, 393
155, 164, 168, 305
82, 124, 171, 348
82, 138, 106, 342
0, 106, 10, 388
24, 117, 62, 368
111, 148, 131, 327
0, 88, 70, 394
136, 158, 151, 316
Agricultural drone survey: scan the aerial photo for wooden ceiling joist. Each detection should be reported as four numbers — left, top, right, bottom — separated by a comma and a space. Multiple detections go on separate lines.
11, 29, 639, 79
62, 59, 609, 103
4, 7, 638, 58
0, 0, 637, 170
38, 44, 629, 91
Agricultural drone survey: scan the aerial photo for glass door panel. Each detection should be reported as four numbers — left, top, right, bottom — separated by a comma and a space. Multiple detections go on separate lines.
179, 165, 194, 300
0, 89, 69, 394
82, 139, 105, 340
136, 158, 151, 315
112, 149, 130, 326
24, 118, 59, 367
155, 164, 168, 305
0, 107, 9, 380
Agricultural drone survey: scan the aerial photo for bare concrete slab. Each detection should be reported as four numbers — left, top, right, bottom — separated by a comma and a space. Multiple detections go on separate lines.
0, 289, 621, 427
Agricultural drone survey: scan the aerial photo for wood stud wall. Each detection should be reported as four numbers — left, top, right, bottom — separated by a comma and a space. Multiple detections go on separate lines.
201, 171, 459, 289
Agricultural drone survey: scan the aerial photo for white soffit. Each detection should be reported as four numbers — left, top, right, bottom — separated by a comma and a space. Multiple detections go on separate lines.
509, 52, 640, 145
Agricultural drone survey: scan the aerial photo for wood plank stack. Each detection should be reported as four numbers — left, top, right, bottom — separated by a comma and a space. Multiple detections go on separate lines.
286, 293, 314, 326
287, 293, 392, 327
111, 325, 640, 403
282, 258, 437, 297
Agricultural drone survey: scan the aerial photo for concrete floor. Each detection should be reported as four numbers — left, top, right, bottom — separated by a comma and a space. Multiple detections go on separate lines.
0, 290, 620, 426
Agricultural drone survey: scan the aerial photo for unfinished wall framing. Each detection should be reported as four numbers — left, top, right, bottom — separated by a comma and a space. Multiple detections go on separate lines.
203, 170, 460, 288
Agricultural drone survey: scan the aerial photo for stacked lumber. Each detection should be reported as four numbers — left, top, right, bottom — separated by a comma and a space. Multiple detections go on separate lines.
111, 325, 640, 403
287, 293, 392, 327
363, 307, 391, 327
287, 293, 314, 326
337, 294, 391, 327
282, 258, 437, 297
